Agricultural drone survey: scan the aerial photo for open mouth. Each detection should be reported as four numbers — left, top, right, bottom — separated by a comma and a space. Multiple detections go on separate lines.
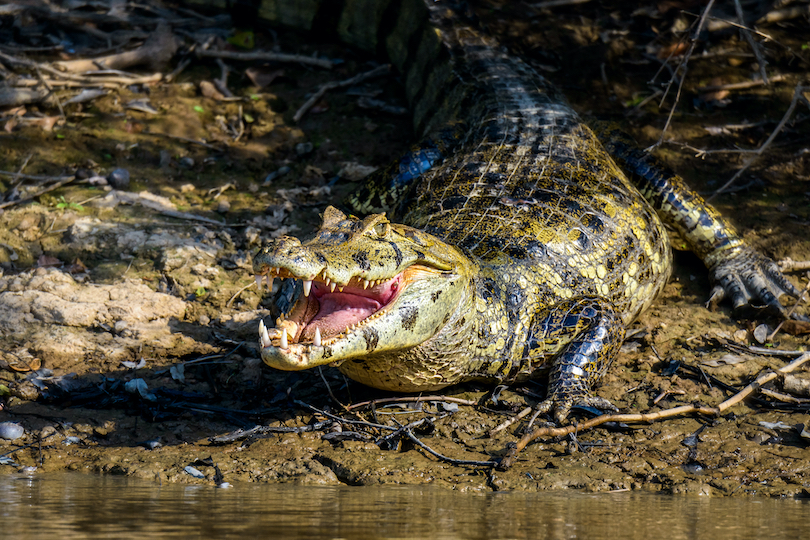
255, 267, 404, 350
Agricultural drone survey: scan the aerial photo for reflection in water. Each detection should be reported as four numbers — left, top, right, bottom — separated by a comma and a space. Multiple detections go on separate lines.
0, 473, 807, 539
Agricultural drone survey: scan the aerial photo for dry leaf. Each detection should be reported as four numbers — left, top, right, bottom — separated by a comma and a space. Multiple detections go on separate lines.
780, 320, 810, 336
200, 81, 225, 101
37, 254, 62, 268
245, 67, 284, 88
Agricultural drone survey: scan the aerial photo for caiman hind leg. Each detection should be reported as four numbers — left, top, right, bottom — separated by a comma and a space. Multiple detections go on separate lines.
528, 297, 625, 423
594, 123, 804, 318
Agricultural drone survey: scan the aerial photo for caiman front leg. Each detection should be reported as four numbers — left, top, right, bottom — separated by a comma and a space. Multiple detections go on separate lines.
595, 123, 803, 318
528, 297, 625, 423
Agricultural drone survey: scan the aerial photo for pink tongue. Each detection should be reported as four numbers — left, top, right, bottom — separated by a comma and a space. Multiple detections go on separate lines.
302, 293, 382, 340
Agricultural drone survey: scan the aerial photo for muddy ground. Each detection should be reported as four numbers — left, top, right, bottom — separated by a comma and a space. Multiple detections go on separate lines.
1, 1, 809, 496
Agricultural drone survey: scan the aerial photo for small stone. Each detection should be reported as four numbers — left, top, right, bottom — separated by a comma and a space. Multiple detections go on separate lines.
179, 157, 195, 169
753, 324, 770, 344
199, 314, 210, 325
180, 183, 196, 193
216, 199, 230, 213
733, 329, 748, 343
295, 142, 314, 156
0, 422, 24, 441
108, 168, 130, 190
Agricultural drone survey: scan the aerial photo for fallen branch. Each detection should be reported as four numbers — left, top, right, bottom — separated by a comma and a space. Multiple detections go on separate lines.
196, 48, 334, 70
497, 353, 810, 470
53, 23, 177, 73
13, 73, 163, 88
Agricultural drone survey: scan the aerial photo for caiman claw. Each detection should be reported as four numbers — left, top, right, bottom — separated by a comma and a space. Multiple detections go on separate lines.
707, 246, 804, 319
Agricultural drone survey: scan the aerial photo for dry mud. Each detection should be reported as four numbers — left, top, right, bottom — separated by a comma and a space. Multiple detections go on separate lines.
1, 1, 809, 496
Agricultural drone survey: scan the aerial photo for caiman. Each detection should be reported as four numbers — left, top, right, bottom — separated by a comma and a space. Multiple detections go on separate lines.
251, 0, 800, 420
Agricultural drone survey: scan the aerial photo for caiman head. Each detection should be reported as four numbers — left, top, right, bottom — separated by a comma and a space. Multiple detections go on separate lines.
253, 206, 475, 381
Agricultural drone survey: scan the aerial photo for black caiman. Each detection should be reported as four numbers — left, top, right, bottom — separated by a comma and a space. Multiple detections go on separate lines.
251, 0, 800, 420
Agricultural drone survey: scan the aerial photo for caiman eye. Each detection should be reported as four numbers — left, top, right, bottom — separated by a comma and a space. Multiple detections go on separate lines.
374, 223, 390, 237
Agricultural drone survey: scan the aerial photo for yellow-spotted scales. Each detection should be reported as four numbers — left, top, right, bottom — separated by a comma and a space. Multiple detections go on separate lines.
251, 0, 800, 420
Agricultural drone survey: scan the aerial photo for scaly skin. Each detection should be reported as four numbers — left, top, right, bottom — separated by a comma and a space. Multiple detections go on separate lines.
251, 0, 800, 421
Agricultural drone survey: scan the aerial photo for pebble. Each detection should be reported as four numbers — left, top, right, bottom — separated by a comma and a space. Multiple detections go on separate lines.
0, 422, 24, 441
184, 465, 205, 478
753, 324, 770, 344
108, 168, 130, 190
295, 142, 314, 156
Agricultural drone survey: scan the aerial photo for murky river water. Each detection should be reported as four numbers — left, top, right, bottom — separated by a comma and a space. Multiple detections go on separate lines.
1, 473, 807, 539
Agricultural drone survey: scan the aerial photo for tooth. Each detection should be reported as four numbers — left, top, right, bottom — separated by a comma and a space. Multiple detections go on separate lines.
255, 275, 263, 290
330, 282, 336, 293
325, 277, 331, 287
313, 328, 321, 347
339, 286, 344, 292
303, 280, 312, 297
260, 321, 270, 347
280, 330, 288, 349
363, 279, 369, 289
275, 267, 281, 274
265, 274, 274, 291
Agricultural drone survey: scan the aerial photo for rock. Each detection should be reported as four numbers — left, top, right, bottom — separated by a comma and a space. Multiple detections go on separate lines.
108, 168, 130, 190
0, 422, 24, 440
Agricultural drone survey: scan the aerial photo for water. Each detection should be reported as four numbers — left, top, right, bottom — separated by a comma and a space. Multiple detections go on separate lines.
0, 473, 807, 539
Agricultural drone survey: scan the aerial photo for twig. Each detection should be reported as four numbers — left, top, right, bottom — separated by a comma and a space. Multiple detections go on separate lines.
696, 73, 787, 93
34, 65, 65, 118
347, 395, 477, 411
498, 353, 810, 469
401, 424, 497, 466
0, 48, 164, 87
196, 49, 334, 69
0, 170, 74, 182
648, 0, 717, 151
225, 280, 256, 309
488, 406, 533, 436
708, 85, 810, 200
209, 420, 331, 443
12, 73, 163, 88
767, 274, 810, 341
293, 400, 397, 432
757, 5, 810, 25
779, 258, 810, 272
733, 0, 768, 84
318, 366, 349, 410
214, 58, 234, 98
0, 176, 76, 210
759, 387, 810, 404
293, 64, 391, 123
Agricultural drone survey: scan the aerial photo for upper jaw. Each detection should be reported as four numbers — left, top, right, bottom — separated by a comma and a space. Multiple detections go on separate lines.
253, 264, 399, 298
